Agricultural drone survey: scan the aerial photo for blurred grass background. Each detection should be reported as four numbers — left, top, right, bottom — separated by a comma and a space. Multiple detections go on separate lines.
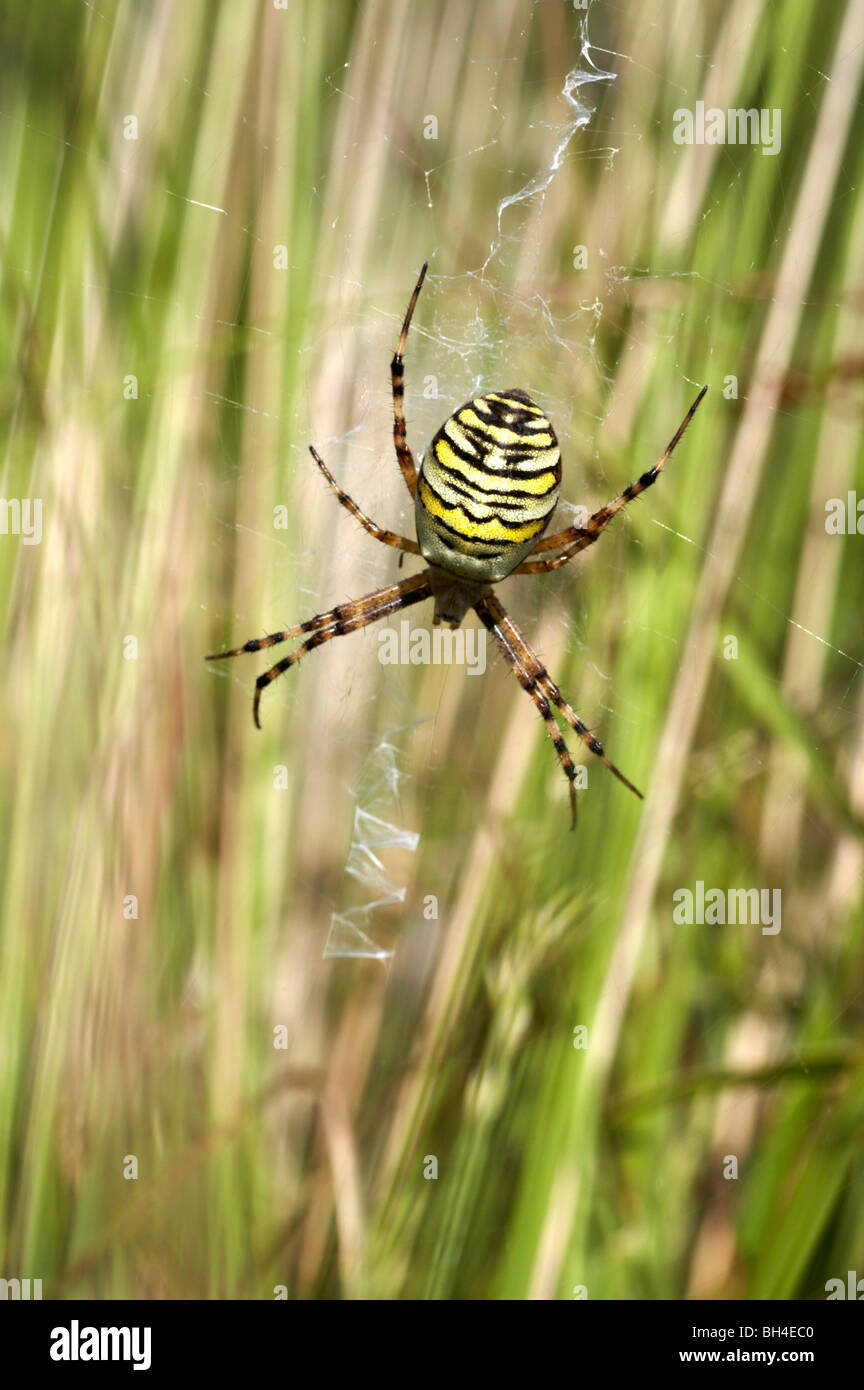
1, 0, 864, 1299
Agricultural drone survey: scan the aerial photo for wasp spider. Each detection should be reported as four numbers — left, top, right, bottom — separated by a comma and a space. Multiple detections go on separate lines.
207, 265, 706, 825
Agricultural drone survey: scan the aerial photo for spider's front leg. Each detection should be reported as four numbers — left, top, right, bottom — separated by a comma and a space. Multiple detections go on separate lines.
474, 591, 642, 825
206, 569, 432, 728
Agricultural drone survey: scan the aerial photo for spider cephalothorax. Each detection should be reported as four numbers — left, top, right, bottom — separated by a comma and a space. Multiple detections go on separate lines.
207, 263, 706, 825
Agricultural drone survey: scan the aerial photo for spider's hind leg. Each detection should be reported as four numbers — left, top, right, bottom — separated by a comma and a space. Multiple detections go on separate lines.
308, 445, 420, 555
515, 385, 708, 575
390, 261, 429, 499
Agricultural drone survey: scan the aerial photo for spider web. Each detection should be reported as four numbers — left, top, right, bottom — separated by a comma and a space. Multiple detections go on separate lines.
5, 0, 862, 1306
189, 0, 862, 964
322, 735, 421, 961
294, 4, 628, 959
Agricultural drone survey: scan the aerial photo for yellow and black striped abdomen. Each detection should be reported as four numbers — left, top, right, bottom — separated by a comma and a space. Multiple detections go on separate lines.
415, 389, 561, 584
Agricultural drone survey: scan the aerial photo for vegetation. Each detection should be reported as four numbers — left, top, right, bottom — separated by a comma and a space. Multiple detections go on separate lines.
1, 0, 863, 1299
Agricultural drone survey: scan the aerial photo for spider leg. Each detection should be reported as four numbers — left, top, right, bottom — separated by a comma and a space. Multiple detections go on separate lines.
537, 669, 642, 800
308, 446, 420, 554
207, 570, 432, 728
474, 591, 643, 818
390, 261, 428, 500
473, 592, 579, 827
514, 385, 707, 574
206, 597, 351, 664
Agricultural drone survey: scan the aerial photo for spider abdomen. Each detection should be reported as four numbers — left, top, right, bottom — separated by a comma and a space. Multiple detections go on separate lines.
415, 388, 561, 583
